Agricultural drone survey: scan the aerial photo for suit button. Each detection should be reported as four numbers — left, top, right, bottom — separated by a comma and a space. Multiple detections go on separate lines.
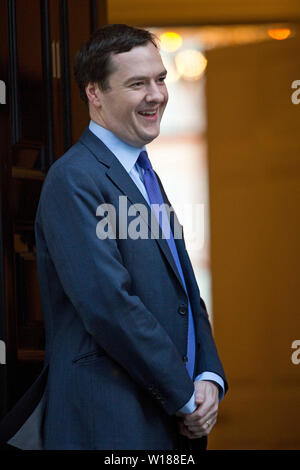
182, 355, 188, 363
178, 305, 188, 315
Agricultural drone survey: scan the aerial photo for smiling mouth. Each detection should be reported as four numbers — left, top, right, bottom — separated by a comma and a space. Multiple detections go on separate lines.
137, 109, 159, 121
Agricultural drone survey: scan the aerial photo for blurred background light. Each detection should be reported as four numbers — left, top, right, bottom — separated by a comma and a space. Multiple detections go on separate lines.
159, 31, 183, 52
268, 28, 291, 40
175, 49, 207, 80
161, 54, 180, 83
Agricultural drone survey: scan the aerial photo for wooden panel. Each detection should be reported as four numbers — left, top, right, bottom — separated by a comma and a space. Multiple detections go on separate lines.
108, 0, 300, 25
50, 0, 65, 160
67, 0, 93, 144
7, 0, 54, 171
66, 0, 109, 144
205, 37, 300, 449
212, 382, 300, 449
16, 0, 45, 142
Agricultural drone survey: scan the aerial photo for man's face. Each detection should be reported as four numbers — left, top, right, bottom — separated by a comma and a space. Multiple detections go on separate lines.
88, 42, 168, 148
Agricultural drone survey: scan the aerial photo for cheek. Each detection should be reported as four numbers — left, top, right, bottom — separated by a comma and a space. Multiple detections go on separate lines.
121, 101, 138, 119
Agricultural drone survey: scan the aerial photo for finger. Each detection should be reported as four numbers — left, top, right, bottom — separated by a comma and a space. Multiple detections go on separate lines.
186, 414, 217, 433
197, 408, 218, 426
187, 431, 209, 440
183, 416, 216, 439
188, 414, 217, 429
178, 422, 195, 439
194, 382, 219, 410
187, 416, 217, 435
194, 382, 209, 405
188, 432, 207, 439
205, 417, 217, 434
185, 429, 197, 439
185, 425, 208, 439
183, 406, 210, 424
194, 390, 205, 406
184, 401, 218, 424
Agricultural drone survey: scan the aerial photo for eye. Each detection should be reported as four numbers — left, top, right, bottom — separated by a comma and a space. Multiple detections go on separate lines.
158, 76, 166, 83
131, 82, 144, 88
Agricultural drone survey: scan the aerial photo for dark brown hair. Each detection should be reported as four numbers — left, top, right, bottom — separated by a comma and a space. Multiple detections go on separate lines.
74, 24, 158, 104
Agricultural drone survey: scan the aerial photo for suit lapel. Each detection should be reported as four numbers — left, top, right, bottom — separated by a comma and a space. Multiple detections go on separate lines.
79, 128, 186, 293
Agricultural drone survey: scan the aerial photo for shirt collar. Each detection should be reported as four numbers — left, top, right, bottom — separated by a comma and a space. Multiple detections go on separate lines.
89, 120, 146, 174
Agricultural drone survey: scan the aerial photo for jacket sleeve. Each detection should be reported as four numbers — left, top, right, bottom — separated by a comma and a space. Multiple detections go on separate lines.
37, 162, 194, 415
193, 294, 228, 395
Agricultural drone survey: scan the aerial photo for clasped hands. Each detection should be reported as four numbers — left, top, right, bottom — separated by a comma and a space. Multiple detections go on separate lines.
176, 381, 219, 439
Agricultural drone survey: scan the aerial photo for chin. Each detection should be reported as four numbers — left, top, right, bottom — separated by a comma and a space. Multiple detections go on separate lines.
143, 130, 160, 144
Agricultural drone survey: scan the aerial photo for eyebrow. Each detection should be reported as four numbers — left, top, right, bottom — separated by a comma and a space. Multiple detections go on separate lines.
124, 70, 168, 85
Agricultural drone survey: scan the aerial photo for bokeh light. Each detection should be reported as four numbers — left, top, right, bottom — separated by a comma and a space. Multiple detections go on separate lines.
159, 32, 183, 52
175, 49, 207, 81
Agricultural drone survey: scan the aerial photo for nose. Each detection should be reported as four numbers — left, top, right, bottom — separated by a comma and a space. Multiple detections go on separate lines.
145, 81, 167, 104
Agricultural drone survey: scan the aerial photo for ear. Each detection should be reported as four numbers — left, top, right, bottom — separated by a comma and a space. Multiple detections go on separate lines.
85, 82, 101, 107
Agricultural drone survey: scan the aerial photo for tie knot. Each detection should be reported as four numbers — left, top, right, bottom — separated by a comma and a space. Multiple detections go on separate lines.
137, 150, 152, 172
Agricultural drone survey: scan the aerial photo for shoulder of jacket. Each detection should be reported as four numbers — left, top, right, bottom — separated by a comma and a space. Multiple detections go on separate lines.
46, 141, 107, 181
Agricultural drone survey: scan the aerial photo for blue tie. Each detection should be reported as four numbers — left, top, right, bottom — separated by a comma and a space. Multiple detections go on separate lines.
137, 150, 196, 378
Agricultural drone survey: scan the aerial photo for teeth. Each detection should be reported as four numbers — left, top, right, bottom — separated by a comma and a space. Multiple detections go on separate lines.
140, 111, 156, 116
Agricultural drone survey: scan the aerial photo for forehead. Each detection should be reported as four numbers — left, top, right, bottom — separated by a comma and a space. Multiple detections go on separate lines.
109, 42, 166, 81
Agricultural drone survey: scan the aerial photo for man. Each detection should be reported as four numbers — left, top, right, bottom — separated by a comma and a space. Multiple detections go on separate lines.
1, 24, 227, 450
